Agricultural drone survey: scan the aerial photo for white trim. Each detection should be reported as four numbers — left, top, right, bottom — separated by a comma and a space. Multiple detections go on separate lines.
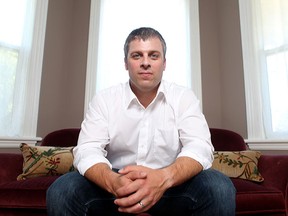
246, 139, 288, 150
84, 0, 101, 115
0, 137, 42, 148
23, 0, 49, 136
248, 143, 288, 151
189, 0, 202, 108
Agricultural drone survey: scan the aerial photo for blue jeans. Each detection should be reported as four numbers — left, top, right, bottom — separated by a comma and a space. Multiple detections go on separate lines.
46, 169, 236, 216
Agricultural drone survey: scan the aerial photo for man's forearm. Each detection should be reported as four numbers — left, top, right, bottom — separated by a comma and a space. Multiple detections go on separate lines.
161, 156, 202, 188
84, 163, 119, 194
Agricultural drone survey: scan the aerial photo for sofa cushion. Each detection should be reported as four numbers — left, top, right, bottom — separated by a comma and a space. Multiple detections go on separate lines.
212, 151, 264, 182
232, 178, 286, 215
0, 176, 58, 209
0, 176, 285, 215
17, 144, 75, 180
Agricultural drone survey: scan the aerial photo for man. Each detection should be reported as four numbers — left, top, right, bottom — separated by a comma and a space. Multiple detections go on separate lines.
47, 27, 235, 215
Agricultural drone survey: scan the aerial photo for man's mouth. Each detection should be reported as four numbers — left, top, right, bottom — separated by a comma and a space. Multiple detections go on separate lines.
139, 71, 152, 75
139, 72, 152, 78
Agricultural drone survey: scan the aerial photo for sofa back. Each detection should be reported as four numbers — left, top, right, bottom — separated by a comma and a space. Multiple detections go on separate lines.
40, 128, 248, 151
41, 128, 80, 147
209, 128, 247, 151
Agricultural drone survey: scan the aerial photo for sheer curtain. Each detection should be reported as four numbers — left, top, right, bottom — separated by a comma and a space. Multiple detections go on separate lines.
239, 0, 288, 141
85, 0, 202, 113
0, 0, 48, 144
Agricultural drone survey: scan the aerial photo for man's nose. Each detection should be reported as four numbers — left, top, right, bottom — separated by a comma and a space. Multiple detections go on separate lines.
141, 56, 151, 69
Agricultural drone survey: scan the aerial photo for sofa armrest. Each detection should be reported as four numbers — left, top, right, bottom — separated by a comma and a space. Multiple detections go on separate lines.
258, 154, 288, 195
0, 153, 23, 184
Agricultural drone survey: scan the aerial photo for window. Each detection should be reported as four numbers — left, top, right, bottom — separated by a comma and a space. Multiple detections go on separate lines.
85, 0, 202, 113
0, 0, 48, 144
239, 0, 288, 140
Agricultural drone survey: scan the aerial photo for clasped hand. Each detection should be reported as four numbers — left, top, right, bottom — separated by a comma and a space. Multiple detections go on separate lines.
113, 165, 169, 214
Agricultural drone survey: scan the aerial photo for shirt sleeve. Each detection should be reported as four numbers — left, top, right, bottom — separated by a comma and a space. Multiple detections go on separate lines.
176, 89, 214, 170
73, 94, 112, 176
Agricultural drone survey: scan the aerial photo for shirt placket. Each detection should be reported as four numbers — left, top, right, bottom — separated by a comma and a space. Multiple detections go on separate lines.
137, 111, 150, 164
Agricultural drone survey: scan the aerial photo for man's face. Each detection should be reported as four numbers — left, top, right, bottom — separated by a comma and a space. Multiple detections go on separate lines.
125, 37, 166, 95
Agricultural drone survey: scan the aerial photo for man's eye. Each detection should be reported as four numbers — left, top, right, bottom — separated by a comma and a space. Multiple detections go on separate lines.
150, 54, 159, 59
131, 54, 140, 59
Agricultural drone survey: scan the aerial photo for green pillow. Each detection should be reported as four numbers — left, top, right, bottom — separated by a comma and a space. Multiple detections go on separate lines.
17, 143, 75, 180
212, 150, 264, 182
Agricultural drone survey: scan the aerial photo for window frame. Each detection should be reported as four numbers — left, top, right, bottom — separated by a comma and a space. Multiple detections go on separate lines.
0, 0, 48, 148
84, 0, 202, 114
239, 0, 288, 150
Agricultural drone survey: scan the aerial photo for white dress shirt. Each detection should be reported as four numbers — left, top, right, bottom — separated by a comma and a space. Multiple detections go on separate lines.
73, 80, 214, 175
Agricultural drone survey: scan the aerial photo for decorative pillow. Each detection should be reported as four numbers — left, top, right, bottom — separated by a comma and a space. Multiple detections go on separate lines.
17, 143, 75, 180
212, 151, 264, 182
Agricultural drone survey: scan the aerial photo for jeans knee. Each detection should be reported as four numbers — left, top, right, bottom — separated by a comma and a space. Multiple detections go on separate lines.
47, 172, 88, 216
204, 170, 236, 215
191, 169, 236, 215
47, 172, 80, 206
205, 169, 236, 201
47, 178, 62, 203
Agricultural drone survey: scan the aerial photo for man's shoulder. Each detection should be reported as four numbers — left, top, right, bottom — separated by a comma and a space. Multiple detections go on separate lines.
91, 82, 127, 107
162, 80, 191, 95
97, 82, 126, 97
161, 80, 198, 105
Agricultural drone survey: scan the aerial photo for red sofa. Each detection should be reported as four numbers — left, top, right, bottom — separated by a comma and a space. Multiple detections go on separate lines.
0, 128, 287, 215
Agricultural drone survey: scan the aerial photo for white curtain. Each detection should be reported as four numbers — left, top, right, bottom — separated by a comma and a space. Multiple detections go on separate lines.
95, 0, 191, 91
239, 0, 288, 140
0, 0, 48, 139
85, 0, 202, 113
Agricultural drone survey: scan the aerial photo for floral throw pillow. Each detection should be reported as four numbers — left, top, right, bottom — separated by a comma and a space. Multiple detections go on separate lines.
212, 151, 264, 182
17, 143, 75, 180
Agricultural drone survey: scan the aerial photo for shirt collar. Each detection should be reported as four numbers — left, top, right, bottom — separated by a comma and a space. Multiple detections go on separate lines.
124, 80, 167, 109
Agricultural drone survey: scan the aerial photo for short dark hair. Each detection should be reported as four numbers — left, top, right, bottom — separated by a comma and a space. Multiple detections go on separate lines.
124, 27, 167, 61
